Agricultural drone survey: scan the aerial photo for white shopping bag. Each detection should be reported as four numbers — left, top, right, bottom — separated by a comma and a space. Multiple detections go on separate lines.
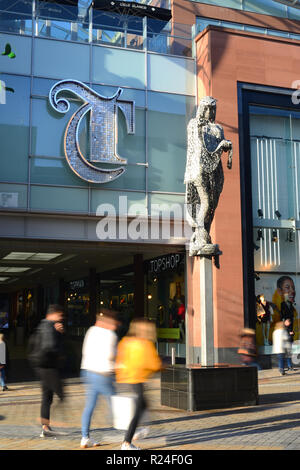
111, 394, 136, 430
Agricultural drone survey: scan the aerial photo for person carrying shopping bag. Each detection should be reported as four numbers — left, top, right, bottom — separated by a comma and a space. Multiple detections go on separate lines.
115, 318, 162, 450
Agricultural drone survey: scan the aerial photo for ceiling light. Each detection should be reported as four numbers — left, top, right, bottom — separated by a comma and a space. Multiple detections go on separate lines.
0, 267, 30, 273
2, 252, 61, 261
2, 252, 36, 260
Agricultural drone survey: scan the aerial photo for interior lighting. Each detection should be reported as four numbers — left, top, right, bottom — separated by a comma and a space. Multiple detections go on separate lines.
147, 294, 152, 300
0, 277, 9, 282
0, 267, 30, 273
272, 230, 278, 242
2, 252, 61, 261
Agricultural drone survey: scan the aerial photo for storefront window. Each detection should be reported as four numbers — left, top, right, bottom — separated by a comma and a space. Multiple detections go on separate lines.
145, 253, 185, 348
250, 106, 300, 356
66, 279, 90, 334
101, 277, 135, 339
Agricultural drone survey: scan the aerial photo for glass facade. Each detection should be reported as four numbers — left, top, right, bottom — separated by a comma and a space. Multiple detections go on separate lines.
250, 106, 300, 356
0, 0, 192, 56
0, 6, 195, 215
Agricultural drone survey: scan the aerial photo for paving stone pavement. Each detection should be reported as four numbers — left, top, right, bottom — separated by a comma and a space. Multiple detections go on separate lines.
1, 369, 300, 451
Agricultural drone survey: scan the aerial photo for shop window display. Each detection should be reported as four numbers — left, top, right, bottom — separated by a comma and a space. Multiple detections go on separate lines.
250, 105, 300, 356
145, 253, 185, 344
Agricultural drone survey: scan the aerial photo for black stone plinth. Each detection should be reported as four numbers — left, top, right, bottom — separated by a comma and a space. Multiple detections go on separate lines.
161, 364, 258, 411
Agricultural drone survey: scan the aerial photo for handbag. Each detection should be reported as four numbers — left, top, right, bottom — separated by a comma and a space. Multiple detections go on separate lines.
111, 394, 137, 430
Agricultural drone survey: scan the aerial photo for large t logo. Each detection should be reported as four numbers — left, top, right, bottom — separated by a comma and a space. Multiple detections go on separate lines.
49, 80, 135, 183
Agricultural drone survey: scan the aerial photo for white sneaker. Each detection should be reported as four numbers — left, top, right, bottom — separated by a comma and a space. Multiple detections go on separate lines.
133, 427, 149, 441
121, 442, 141, 450
80, 437, 101, 448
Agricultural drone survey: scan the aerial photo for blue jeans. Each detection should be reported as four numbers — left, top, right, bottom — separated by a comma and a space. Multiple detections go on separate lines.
278, 353, 292, 372
81, 370, 115, 438
0, 368, 5, 387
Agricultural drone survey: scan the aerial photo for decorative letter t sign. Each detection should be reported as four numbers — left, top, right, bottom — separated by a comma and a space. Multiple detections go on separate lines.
49, 80, 135, 184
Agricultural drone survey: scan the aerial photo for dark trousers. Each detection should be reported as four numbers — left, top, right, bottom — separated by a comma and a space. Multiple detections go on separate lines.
125, 383, 147, 443
38, 368, 64, 422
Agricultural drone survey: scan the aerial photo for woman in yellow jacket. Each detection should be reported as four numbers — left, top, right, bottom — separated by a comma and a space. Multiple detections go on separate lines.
115, 318, 162, 450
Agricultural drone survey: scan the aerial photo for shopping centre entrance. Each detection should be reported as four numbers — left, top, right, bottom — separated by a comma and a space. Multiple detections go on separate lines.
0, 238, 186, 381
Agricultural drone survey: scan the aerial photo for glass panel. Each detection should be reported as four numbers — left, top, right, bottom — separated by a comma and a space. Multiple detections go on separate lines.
118, 108, 145, 165
149, 193, 185, 215
288, 5, 300, 20
148, 54, 195, 95
30, 157, 87, 186
0, 183, 27, 208
148, 92, 195, 192
291, 113, 300, 222
31, 97, 82, 158
92, 45, 145, 89
33, 38, 90, 81
0, 0, 32, 35
89, 164, 146, 191
36, 17, 89, 43
0, 0, 32, 12
250, 106, 294, 222
0, 74, 30, 182
92, 84, 146, 107
0, 11, 32, 35
243, 0, 287, 17
30, 185, 88, 212
92, 10, 145, 50
91, 189, 147, 214
32, 77, 58, 96
0, 34, 31, 75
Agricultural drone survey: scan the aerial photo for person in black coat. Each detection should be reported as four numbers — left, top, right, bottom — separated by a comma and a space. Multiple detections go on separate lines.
33, 305, 65, 437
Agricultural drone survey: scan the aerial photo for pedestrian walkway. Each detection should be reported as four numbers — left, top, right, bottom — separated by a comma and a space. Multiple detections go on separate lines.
1, 369, 300, 450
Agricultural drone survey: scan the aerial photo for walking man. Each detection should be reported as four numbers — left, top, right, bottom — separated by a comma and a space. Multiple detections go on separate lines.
29, 304, 65, 437
80, 308, 118, 448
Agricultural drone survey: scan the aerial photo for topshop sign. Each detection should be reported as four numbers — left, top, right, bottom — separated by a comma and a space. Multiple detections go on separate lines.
49, 79, 135, 184
148, 253, 183, 273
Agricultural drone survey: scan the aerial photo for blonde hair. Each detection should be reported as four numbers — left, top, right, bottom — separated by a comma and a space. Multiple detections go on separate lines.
0, 334, 4, 342
128, 318, 157, 342
274, 321, 284, 330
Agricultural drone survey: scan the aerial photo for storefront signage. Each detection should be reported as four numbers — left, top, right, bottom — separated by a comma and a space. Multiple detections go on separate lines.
69, 279, 85, 290
49, 80, 135, 184
148, 253, 183, 274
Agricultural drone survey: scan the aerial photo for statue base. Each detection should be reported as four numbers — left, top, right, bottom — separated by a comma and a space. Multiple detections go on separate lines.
161, 364, 258, 411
